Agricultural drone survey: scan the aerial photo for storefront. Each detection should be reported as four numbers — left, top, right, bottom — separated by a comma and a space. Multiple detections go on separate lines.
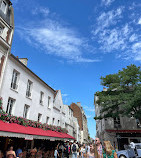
106, 129, 141, 150
0, 120, 75, 154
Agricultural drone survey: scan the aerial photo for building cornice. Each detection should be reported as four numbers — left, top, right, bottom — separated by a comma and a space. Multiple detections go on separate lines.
10, 54, 56, 93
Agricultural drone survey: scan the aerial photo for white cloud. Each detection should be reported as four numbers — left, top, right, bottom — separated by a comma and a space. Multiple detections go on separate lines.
92, 7, 123, 35
91, 5, 141, 62
98, 24, 131, 52
32, 7, 50, 16
62, 94, 69, 97
18, 19, 99, 63
132, 42, 141, 61
102, 0, 115, 6
138, 18, 141, 25
129, 34, 138, 42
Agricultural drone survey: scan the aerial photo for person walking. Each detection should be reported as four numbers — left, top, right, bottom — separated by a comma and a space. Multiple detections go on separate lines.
95, 138, 103, 158
87, 144, 95, 158
54, 147, 59, 158
6, 151, 16, 158
80, 144, 86, 158
103, 141, 118, 158
71, 141, 78, 158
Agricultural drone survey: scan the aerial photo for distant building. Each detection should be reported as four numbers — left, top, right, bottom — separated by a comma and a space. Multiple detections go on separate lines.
94, 89, 141, 150
63, 104, 81, 142
71, 102, 89, 144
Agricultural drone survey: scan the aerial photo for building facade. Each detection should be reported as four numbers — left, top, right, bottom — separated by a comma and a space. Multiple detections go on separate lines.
94, 93, 141, 150
0, 0, 14, 90
71, 102, 89, 144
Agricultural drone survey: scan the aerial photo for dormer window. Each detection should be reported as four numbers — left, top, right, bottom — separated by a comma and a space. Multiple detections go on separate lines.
1, 1, 7, 14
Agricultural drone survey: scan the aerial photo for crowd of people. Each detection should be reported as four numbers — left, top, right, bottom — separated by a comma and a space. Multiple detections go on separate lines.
0, 138, 118, 158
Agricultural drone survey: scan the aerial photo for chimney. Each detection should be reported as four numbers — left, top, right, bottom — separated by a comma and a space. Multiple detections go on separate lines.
19, 58, 28, 66
77, 102, 81, 107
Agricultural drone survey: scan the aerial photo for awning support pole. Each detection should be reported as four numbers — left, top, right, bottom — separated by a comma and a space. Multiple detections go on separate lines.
4, 137, 9, 151
31, 139, 34, 149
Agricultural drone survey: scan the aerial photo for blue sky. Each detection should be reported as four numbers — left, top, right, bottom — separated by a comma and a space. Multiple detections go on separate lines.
11, 0, 141, 138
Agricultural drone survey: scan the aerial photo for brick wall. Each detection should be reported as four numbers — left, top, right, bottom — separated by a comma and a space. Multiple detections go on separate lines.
70, 103, 83, 130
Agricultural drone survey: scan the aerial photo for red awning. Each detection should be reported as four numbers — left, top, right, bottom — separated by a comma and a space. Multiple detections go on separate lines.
56, 131, 75, 140
106, 129, 141, 133
0, 120, 75, 139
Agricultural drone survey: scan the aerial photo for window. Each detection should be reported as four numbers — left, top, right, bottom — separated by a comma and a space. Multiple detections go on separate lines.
46, 117, 49, 124
26, 80, 32, 98
6, 98, 15, 115
1, 1, 7, 14
40, 91, 44, 105
48, 96, 51, 107
38, 113, 42, 122
11, 70, 19, 90
23, 104, 29, 119
0, 24, 4, 34
58, 120, 60, 126
52, 118, 55, 125
114, 117, 121, 128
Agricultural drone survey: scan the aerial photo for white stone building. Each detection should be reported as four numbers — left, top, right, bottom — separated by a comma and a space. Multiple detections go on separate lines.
63, 104, 81, 142
73, 117, 81, 143
0, 0, 14, 89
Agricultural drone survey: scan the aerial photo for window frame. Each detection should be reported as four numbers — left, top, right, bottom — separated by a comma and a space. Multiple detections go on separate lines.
26, 80, 33, 98
114, 117, 121, 128
52, 118, 55, 125
58, 120, 60, 126
23, 104, 30, 119
11, 70, 19, 90
48, 96, 51, 108
40, 91, 44, 105
38, 113, 42, 122
46, 116, 49, 124
6, 98, 15, 115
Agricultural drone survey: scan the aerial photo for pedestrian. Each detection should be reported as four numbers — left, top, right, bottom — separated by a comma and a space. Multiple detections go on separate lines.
80, 144, 86, 158
95, 138, 103, 158
87, 144, 90, 154
54, 147, 59, 158
103, 141, 118, 158
65, 142, 70, 158
0, 151, 3, 158
30, 148, 37, 158
6, 146, 16, 158
16, 148, 23, 158
6, 151, 16, 158
87, 144, 95, 158
60, 143, 65, 158
71, 140, 78, 158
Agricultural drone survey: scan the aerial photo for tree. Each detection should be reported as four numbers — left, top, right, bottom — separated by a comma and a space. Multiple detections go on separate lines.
94, 64, 141, 122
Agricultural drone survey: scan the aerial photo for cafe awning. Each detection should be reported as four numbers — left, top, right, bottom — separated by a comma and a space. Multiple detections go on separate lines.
0, 120, 75, 140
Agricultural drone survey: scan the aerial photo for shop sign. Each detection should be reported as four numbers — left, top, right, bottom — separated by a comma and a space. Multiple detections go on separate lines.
25, 135, 33, 140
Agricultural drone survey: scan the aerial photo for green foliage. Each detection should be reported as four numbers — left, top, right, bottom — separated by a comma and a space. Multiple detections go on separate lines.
95, 64, 141, 120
